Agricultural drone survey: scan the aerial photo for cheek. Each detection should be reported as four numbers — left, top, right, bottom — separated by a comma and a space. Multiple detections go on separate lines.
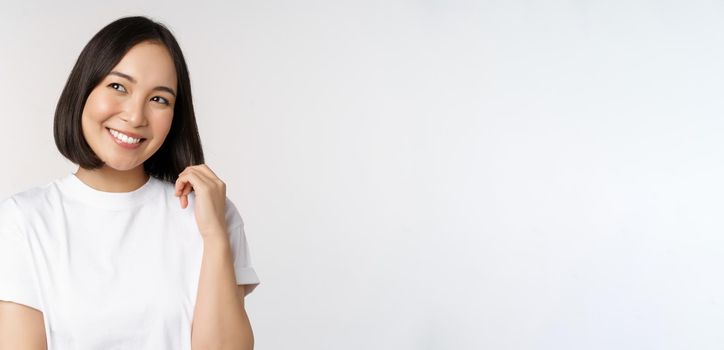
150, 113, 174, 140
83, 94, 116, 122
160, 112, 174, 133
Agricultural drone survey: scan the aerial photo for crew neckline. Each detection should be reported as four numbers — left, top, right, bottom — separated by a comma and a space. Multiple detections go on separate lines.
57, 172, 160, 210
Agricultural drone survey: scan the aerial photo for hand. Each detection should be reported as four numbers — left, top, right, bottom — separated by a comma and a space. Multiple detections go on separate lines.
174, 164, 228, 240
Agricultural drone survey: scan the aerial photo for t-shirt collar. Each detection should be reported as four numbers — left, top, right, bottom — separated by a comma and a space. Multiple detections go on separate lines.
57, 172, 159, 210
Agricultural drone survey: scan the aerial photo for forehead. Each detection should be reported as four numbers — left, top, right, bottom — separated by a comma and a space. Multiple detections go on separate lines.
109, 41, 177, 88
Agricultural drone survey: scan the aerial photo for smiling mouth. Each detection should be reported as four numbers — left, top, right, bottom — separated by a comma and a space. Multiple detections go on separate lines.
106, 127, 147, 145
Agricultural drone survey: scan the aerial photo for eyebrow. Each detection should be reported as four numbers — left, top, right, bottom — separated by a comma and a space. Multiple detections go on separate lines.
108, 71, 177, 98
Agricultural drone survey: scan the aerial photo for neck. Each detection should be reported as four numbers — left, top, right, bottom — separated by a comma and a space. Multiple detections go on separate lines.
74, 165, 150, 193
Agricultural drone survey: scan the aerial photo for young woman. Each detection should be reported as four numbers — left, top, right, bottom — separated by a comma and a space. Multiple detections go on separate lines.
0, 16, 260, 349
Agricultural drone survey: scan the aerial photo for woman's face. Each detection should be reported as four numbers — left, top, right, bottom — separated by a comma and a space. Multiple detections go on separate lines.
81, 40, 178, 172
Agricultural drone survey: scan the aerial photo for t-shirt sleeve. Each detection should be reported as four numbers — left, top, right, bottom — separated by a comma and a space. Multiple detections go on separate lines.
0, 197, 42, 312
225, 197, 260, 296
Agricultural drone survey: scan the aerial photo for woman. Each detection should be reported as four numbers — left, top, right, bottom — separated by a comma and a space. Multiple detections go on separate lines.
0, 16, 260, 349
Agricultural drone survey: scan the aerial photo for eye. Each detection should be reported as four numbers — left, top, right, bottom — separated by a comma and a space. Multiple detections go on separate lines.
151, 96, 170, 105
108, 82, 127, 93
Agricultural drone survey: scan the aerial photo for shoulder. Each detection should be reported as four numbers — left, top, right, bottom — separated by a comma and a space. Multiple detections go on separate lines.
151, 176, 182, 202
152, 178, 244, 229
0, 187, 50, 237
4, 177, 63, 214
3, 178, 76, 233
0, 196, 23, 233
0, 180, 57, 233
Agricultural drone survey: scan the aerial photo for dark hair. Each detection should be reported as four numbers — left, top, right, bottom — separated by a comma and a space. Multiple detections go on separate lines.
53, 16, 203, 183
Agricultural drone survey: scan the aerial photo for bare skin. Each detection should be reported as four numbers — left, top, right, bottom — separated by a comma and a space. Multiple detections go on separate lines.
0, 285, 247, 349
0, 301, 46, 349
1, 40, 254, 348
75, 40, 177, 192
1, 40, 176, 348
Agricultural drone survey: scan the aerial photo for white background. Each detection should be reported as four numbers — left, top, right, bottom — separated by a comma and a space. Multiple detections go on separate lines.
2, 1, 724, 349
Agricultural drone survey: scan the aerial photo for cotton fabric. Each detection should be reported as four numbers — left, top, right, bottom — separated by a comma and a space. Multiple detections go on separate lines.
0, 173, 260, 349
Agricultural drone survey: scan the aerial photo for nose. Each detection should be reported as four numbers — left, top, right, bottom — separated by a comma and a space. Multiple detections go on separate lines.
120, 96, 148, 127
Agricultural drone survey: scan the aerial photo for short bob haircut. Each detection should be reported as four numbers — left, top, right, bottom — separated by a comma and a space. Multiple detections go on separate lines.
54, 16, 203, 183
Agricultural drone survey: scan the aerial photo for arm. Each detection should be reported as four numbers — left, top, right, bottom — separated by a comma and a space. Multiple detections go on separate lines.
0, 301, 47, 350
191, 234, 254, 350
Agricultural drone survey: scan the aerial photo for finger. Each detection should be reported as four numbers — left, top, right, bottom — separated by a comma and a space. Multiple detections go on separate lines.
181, 182, 194, 208
188, 166, 214, 183
175, 175, 194, 196
182, 182, 193, 196
194, 165, 226, 188
188, 169, 213, 188
175, 176, 186, 195
187, 165, 221, 185
175, 166, 195, 195
197, 164, 220, 180
180, 194, 188, 209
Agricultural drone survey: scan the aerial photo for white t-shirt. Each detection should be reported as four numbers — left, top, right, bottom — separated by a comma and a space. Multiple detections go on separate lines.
0, 172, 260, 349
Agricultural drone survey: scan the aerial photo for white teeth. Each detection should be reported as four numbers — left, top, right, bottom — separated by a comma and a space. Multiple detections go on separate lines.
109, 129, 142, 144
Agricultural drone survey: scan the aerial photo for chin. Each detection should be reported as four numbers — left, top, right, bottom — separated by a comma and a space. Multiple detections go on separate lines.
102, 161, 144, 172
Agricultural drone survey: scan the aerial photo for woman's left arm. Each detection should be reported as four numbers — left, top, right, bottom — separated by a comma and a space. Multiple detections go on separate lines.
176, 164, 254, 350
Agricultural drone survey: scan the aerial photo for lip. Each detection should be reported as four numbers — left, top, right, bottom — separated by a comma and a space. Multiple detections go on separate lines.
107, 128, 145, 149
106, 127, 146, 139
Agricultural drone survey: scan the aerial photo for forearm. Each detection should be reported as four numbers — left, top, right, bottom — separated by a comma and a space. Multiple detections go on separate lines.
191, 233, 254, 350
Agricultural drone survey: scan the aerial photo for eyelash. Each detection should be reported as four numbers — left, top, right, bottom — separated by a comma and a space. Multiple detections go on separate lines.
108, 82, 170, 106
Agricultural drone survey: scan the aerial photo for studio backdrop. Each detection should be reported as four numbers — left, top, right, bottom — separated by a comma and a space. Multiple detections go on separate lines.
1, 1, 723, 349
